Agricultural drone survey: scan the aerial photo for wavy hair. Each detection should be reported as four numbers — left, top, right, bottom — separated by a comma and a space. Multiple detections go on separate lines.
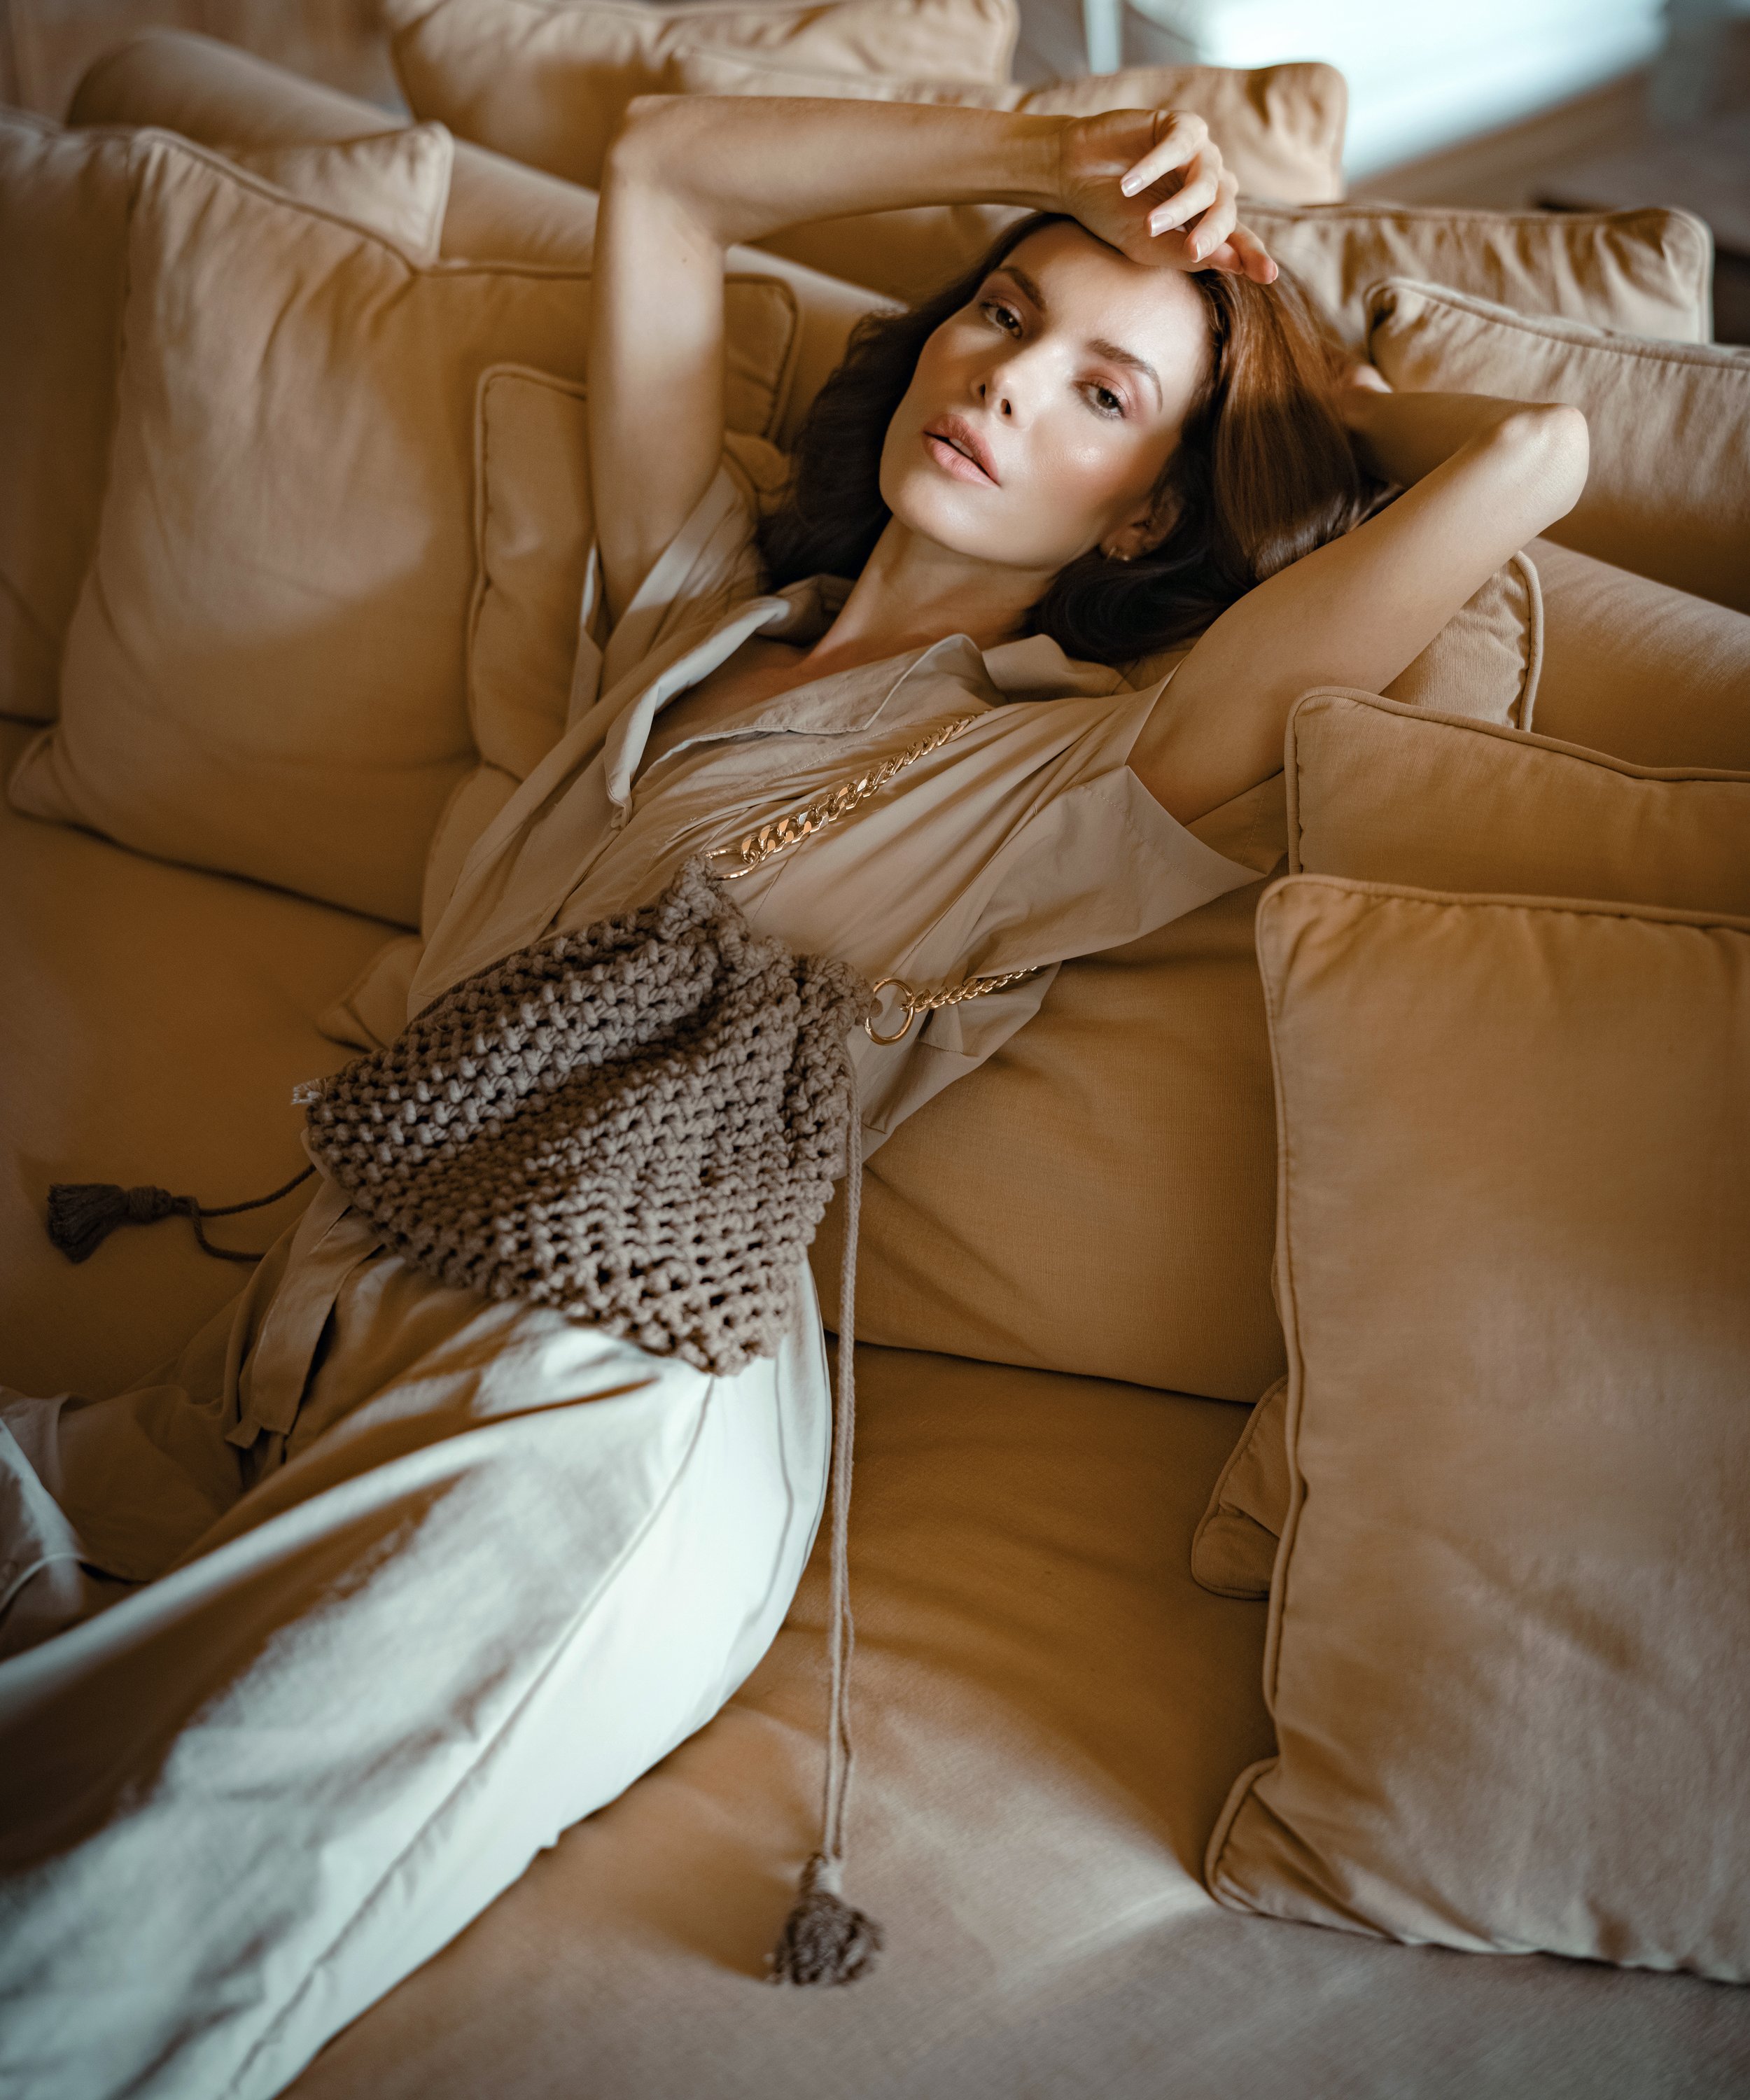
757, 214, 1378, 665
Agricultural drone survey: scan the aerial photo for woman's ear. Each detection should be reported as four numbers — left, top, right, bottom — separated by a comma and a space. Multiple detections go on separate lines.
1100, 491, 1180, 563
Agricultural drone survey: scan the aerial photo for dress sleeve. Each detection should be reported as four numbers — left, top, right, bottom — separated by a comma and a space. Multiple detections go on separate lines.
841, 690, 1261, 1149
585, 438, 783, 707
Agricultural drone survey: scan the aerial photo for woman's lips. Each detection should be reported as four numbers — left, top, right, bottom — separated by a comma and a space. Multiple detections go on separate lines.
922, 425, 997, 486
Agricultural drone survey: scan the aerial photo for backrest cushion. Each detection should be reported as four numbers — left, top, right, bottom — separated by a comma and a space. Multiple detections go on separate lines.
5, 134, 797, 924
1369, 279, 1750, 615
0, 110, 458, 727
1245, 200, 1712, 345
667, 52, 1346, 301
65, 26, 890, 451
1530, 538, 1750, 771
1208, 876, 1750, 1982
384, 0, 1021, 190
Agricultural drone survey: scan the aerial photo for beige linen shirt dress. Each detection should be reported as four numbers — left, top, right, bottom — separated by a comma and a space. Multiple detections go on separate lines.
0, 459, 1254, 2100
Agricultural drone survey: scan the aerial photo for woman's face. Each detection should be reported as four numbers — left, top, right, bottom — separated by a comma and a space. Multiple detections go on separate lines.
878, 220, 1213, 575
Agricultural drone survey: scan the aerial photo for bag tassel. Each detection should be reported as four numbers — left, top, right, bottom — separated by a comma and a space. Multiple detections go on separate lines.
769, 1072, 884, 1986
46, 1165, 315, 1266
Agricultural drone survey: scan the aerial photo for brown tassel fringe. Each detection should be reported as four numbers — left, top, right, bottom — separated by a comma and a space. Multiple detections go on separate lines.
769, 1853, 883, 1987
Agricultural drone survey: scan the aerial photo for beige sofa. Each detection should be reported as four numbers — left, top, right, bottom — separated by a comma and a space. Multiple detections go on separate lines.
4, 28, 1750, 2098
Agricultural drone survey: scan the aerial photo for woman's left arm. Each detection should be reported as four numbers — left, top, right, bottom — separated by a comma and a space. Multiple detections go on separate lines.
1129, 385, 1589, 825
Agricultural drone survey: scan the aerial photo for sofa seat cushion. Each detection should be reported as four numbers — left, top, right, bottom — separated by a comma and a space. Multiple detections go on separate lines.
0, 722, 393, 1402
277, 1340, 1750, 2099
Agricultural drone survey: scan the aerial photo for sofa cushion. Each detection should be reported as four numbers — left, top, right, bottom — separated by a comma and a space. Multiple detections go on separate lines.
1530, 538, 1750, 772
218, 121, 456, 264
1208, 876, 1750, 1983
66, 27, 891, 452
0, 721, 391, 1403
667, 51, 1345, 302
4, 132, 798, 925
1191, 692, 1750, 1595
256, 1337, 1750, 2096
0, 110, 457, 729
1245, 200, 1712, 346
385, 0, 1021, 191
1289, 692, 1750, 910
1369, 279, 1750, 615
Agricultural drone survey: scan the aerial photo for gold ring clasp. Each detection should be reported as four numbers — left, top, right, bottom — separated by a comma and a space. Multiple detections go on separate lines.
863, 977, 918, 1045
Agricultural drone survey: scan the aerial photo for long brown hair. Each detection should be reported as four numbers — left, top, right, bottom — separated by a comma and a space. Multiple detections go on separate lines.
758, 214, 1378, 666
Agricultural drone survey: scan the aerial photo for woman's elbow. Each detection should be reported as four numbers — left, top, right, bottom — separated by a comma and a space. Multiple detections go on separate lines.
603, 94, 685, 189
1497, 401, 1590, 524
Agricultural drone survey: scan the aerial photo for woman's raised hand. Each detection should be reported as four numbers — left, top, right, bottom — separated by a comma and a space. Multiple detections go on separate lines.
1058, 109, 1278, 282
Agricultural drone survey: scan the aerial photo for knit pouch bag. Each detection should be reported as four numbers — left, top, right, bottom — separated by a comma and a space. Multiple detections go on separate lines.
295, 856, 869, 1376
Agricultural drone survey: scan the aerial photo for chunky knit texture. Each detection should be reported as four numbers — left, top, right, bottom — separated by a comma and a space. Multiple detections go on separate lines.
298, 858, 870, 1376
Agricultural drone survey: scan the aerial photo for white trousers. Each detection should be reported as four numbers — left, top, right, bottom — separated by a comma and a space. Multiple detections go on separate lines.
0, 1249, 830, 2100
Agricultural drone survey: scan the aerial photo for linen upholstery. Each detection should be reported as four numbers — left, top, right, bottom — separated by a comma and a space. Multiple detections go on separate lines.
4, 136, 799, 926
219, 122, 457, 263
1191, 1373, 1287, 1597
1191, 692, 1750, 1594
1369, 279, 1750, 614
0, 721, 391, 1402
1289, 692, 1750, 911
67, 29, 890, 451
666, 52, 1345, 301
1530, 538, 1750, 771
1208, 876, 1750, 1983
384, 0, 1021, 190
1245, 200, 1712, 346
270, 1343, 1750, 2099
0, 111, 457, 727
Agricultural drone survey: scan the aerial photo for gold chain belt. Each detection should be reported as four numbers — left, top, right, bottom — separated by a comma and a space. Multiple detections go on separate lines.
704, 710, 1042, 1045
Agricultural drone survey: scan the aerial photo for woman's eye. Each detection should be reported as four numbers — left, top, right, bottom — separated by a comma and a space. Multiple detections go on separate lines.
981, 299, 1022, 335
1087, 384, 1126, 419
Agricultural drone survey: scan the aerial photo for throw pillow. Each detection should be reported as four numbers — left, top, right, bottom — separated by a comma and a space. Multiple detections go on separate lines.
6, 134, 797, 925
1368, 278, 1750, 615
0, 111, 456, 727
1190, 692, 1750, 1595
384, 0, 1021, 190
219, 122, 456, 265
1207, 875, 1750, 1983
668, 52, 1345, 302
1244, 201, 1711, 346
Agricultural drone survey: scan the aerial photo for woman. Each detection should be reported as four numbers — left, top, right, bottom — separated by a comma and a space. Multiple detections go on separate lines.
0, 96, 1588, 2100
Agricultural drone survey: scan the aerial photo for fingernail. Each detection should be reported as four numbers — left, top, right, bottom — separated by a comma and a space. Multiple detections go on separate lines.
1121, 173, 1142, 196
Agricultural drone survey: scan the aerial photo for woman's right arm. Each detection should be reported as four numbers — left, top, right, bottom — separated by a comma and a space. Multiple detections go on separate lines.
588, 97, 1261, 625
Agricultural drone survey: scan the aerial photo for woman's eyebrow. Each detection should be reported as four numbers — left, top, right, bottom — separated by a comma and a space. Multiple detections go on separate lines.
1000, 263, 1048, 310
1088, 337, 1163, 407
994, 265, 1163, 407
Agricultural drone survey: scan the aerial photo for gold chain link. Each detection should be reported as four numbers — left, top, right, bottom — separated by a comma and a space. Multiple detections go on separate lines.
704, 713, 979, 881
864, 966, 1045, 1046
701, 709, 1041, 1045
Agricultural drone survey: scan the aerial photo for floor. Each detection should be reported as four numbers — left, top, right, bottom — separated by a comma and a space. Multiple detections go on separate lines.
4, 0, 1746, 337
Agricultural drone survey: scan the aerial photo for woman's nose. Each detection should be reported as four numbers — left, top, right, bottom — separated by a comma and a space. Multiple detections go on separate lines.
976, 372, 1018, 419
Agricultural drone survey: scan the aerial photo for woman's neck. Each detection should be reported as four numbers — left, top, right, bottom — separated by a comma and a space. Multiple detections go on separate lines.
797, 516, 1056, 680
